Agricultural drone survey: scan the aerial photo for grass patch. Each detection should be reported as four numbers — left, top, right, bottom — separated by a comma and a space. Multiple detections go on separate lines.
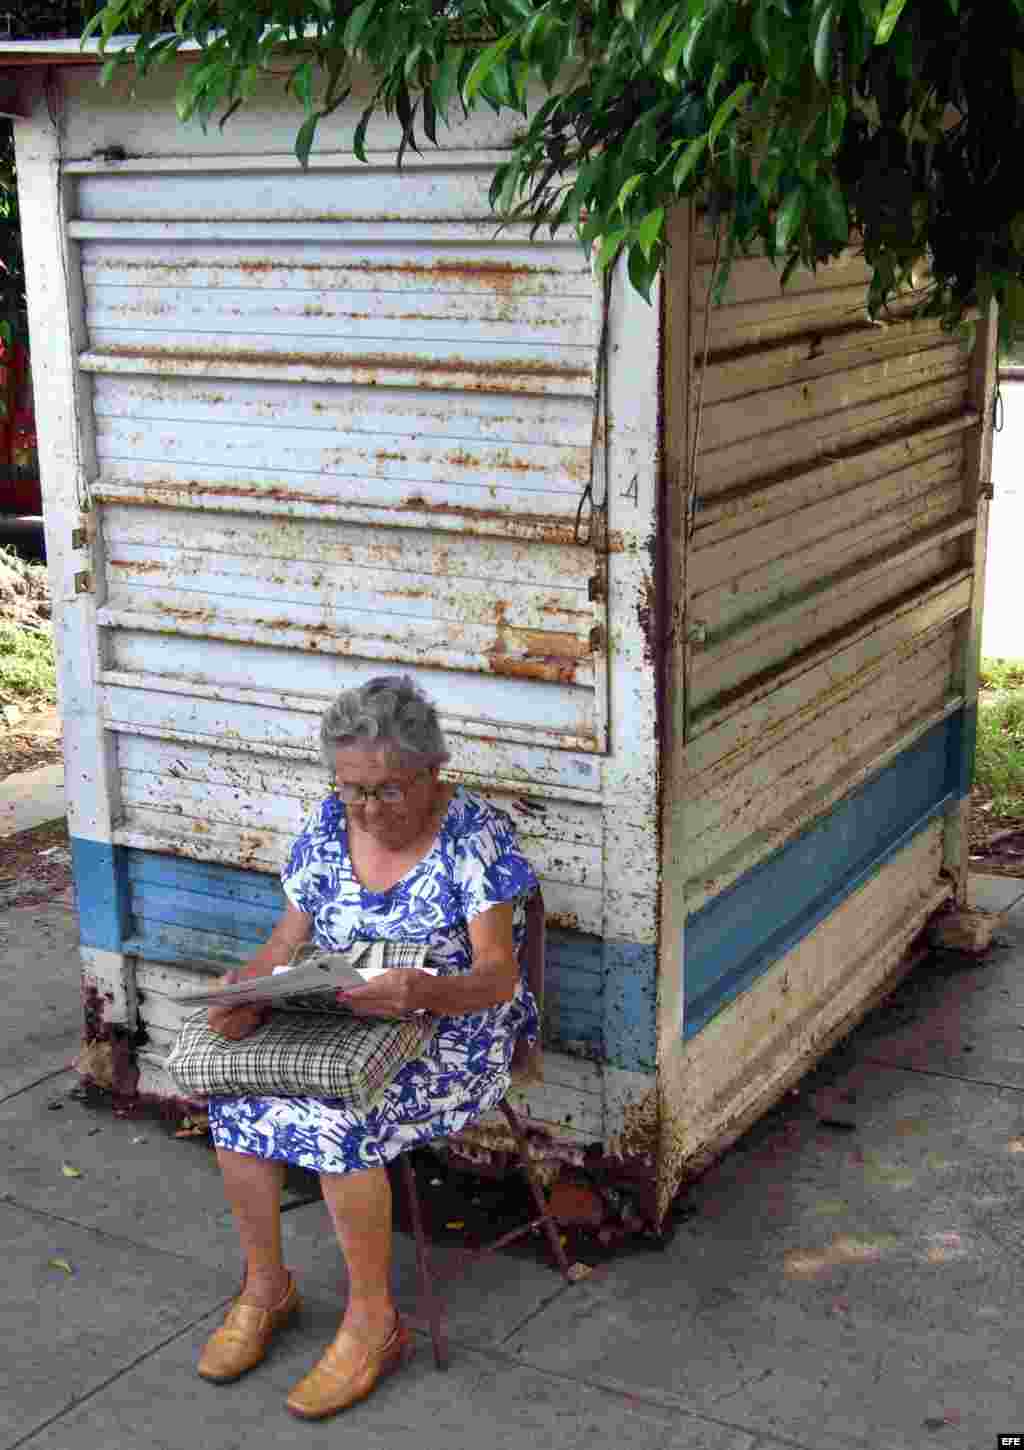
0, 621, 57, 706
976, 656, 1024, 818
979, 657, 1024, 691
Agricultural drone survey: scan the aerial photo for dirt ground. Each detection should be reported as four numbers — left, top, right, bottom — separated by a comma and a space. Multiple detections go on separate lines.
967, 798, 1024, 877
0, 705, 62, 781
0, 816, 72, 909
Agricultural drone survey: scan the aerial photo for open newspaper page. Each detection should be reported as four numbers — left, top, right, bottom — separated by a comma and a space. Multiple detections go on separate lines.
177, 941, 434, 1015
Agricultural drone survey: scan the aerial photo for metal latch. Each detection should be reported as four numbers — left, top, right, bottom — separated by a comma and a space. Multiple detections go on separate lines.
74, 570, 93, 594
71, 527, 88, 550
686, 620, 708, 647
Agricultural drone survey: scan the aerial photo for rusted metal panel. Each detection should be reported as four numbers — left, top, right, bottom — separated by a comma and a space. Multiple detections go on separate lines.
655, 219, 980, 1216
658, 823, 949, 1220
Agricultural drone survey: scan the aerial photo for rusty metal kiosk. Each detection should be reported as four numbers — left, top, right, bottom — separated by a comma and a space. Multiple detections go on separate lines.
4, 42, 996, 1223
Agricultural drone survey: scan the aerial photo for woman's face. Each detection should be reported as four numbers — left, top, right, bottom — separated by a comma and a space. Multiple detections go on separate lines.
332, 744, 440, 849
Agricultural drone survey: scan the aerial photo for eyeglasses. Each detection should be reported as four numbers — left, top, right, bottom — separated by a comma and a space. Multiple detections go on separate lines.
332, 773, 423, 806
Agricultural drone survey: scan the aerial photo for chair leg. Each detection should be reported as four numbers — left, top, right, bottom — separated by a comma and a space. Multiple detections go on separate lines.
398, 1155, 448, 1370
497, 1099, 573, 1280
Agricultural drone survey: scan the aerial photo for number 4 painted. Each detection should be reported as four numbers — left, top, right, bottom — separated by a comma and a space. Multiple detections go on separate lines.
621, 474, 639, 506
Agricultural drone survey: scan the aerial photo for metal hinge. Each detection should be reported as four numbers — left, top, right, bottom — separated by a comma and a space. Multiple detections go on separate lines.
74, 570, 93, 594
71, 527, 88, 551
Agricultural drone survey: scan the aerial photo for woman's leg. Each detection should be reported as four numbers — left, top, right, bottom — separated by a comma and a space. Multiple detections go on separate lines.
216, 1147, 291, 1305
319, 1164, 396, 1341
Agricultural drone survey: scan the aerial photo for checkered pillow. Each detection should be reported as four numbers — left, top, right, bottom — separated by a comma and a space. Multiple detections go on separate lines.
166, 1007, 436, 1107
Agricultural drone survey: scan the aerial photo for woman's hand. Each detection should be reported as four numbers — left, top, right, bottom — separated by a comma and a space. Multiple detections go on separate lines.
336, 969, 431, 1019
207, 969, 272, 1041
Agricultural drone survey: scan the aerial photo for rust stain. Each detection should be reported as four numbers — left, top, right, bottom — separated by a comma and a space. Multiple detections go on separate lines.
107, 558, 164, 575
607, 1086, 659, 1169
218, 257, 562, 285
636, 572, 657, 666
487, 654, 579, 685
90, 344, 589, 383
543, 909, 580, 932
443, 449, 481, 469
92, 482, 622, 550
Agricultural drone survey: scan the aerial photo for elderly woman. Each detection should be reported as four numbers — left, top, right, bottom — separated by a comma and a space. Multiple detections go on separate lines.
196, 675, 539, 1419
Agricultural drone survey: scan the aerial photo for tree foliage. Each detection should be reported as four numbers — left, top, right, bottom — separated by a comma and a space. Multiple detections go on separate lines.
76, 0, 1024, 348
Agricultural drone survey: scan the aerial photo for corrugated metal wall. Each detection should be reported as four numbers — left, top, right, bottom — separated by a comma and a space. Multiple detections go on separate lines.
13, 54, 667, 1176
683, 229, 973, 991
39, 65, 646, 1152
656, 214, 990, 1212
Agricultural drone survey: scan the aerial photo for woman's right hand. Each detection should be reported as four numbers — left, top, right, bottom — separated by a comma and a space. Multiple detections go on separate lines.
207, 969, 271, 1041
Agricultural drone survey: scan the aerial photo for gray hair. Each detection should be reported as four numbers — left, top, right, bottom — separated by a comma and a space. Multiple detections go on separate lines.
319, 675, 449, 771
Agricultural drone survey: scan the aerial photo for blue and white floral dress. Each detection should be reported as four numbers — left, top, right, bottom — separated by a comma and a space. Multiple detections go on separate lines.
207, 786, 540, 1175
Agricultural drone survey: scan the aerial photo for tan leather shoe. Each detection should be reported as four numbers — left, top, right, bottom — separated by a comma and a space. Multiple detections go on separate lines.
197, 1274, 301, 1383
286, 1314, 411, 1420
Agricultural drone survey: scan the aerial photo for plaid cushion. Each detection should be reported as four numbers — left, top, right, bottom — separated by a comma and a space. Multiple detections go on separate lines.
166, 1007, 436, 1107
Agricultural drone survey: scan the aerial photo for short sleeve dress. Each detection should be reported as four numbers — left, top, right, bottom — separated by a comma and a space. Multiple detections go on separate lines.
206, 786, 540, 1176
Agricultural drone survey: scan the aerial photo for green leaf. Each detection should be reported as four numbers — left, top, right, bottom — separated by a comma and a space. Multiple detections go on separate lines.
662, 26, 690, 84
709, 81, 754, 148
463, 33, 519, 105
422, 88, 438, 147
643, 5, 682, 64
60, 1162, 82, 1179
433, 46, 465, 118
49, 1257, 74, 1274
813, 179, 849, 244
616, 175, 645, 214
672, 133, 708, 190
875, 0, 910, 44
294, 113, 318, 168
627, 240, 658, 303
596, 229, 626, 273
1012, 51, 1024, 101
825, 93, 847, 153
291, 61, 313, 112
637, 206, 665, 260
352, 102, 375, 164
756, 151, 784, 201
682, 17, 707, 76
174, 72, 197, 125
814, 5, 834, 83
343, 0, 378, 53
775, 187, 807, 251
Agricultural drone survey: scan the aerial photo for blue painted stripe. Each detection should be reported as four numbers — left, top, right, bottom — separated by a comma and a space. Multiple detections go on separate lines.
71, 838, 131, 953
683, 712, 963, 1040
125, 853, 285, 907
603, 941, 657, 1072
119, 847, 655, 1070
132, 883, 280, 941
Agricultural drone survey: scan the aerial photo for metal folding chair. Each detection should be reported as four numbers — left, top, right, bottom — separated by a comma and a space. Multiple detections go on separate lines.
398, 890, 572, 1369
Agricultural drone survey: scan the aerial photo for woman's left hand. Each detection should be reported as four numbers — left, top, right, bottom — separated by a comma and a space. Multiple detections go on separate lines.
336, 969, 431, 1019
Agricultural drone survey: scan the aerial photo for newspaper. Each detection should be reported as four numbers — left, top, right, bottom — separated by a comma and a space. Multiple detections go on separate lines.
176, 941, 435, 1014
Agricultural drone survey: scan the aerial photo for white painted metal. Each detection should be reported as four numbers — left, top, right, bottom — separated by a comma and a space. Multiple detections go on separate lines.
14, 57, 665, 1166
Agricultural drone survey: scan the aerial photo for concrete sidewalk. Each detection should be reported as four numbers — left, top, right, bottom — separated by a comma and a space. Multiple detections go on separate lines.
2, 881, 1024, 1450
